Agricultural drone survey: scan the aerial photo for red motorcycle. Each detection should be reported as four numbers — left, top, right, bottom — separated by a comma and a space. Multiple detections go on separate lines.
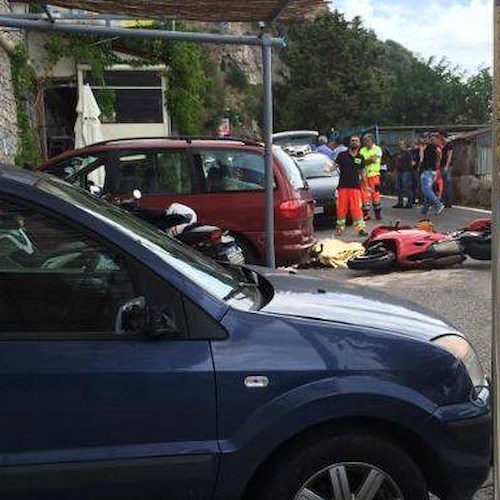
458, 217, 491, 261
347, 218, 491, 271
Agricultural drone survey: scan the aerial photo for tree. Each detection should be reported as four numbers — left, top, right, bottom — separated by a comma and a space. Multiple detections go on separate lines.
275, 10, 492, 131
275, 11, 389, 132
463, 68, 492, 124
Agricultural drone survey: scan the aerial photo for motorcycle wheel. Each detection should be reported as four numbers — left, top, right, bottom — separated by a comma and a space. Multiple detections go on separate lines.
347, 244, 396, 271
462, 241, 492, 261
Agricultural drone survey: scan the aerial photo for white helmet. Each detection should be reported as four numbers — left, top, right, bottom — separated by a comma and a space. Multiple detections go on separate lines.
165, 203, 197, 236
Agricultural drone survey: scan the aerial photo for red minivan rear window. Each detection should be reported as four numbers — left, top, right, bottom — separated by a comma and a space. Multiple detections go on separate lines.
273, 147, 306, 190
193, 149, 266, 193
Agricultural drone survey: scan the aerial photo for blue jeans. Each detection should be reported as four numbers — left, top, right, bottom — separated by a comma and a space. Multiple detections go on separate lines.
397, 171, 415, 206
442, 168, 452, 206
420, 170, 443, 213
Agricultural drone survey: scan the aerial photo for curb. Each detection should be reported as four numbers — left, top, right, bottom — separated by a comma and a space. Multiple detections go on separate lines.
381, 195, 491, 214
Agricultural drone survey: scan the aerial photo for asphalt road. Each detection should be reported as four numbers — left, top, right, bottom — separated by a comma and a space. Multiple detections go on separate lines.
310, 197, 493, 499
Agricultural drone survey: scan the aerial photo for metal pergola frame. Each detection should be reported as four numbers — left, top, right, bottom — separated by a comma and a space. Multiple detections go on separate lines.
494, 2, 500, 498
0, 7, 286, 267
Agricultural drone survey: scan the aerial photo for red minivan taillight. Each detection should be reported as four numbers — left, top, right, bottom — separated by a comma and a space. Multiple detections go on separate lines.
279, 199, 308, 220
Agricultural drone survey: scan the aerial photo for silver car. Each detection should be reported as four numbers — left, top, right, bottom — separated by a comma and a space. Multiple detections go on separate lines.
294, 152, 339, 224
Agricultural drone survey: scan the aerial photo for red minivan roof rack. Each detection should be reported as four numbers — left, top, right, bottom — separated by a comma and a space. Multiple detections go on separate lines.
89, 136, 264, 148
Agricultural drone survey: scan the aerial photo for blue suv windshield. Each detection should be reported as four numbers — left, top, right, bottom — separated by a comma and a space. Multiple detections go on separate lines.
39, 177, 265, 311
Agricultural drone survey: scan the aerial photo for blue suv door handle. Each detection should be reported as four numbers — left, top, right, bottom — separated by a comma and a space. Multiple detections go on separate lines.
244, 376, 269, 388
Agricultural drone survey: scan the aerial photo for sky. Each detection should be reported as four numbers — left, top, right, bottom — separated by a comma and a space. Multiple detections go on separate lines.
331, 0, 492, 73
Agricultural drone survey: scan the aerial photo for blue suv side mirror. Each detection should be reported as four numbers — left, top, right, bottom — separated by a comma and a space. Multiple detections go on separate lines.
115, 296, 148, 335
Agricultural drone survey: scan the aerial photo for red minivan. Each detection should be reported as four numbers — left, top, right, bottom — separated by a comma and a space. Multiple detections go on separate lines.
39, 138, 315, 265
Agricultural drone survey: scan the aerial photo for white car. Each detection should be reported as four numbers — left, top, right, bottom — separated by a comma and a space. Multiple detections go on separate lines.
272, 130, 319, 156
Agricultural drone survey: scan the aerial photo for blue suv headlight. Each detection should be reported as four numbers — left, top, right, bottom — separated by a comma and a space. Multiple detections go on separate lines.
432, 334, 486, 389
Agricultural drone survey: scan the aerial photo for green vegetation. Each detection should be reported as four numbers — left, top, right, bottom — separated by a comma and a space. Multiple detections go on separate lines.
275, 10, 492, 132
167, 41, 207, 135
10, 44, 41, 167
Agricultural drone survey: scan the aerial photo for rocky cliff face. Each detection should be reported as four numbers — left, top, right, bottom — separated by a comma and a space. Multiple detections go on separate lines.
191, 22, 263, 84
0, 0, 20, 164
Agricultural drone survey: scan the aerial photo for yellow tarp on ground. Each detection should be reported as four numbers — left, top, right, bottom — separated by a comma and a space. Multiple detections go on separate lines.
311, 238, 365, 268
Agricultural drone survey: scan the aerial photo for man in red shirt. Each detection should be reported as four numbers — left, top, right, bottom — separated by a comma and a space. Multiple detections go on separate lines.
335, 136, 368, 236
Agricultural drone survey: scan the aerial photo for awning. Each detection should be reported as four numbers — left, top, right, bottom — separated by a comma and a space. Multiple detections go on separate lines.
46, 0, 326, 22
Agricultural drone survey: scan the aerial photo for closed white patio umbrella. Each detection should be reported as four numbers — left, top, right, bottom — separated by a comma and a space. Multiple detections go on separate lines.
74, 84, 105, 189
74, 83, 104, 149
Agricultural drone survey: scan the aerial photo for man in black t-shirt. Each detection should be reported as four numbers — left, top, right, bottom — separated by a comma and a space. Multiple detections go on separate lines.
410, 139, 422, 202
420, 135, 445, 215
335, 136, 367, 236
393, 141, 415, 208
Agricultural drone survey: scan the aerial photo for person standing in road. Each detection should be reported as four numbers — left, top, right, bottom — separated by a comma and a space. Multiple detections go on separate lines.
331, 139, 348, 161
316, 135, 334, 160
420, 134, 445, 216
379, 141, 392, 194
434, 135, 445, 201
438, 130, 454, 208
411, 139, 422, 204
335, 135, 367, 236
393, 141, 415, 209
360, 134, 383, 221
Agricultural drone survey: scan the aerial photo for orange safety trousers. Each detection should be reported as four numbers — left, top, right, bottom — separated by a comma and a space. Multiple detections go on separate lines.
361, 175, 382, 212
336, 188, 365, 230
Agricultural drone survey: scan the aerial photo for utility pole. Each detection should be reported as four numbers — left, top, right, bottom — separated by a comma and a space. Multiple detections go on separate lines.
492, 1, 500, 498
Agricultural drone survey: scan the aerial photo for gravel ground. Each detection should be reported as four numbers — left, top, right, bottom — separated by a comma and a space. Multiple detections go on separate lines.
311, 198, 493, 499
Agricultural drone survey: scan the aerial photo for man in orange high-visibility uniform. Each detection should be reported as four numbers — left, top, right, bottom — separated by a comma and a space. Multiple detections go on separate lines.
335, 136, 368, 236
360, 134, 383, 221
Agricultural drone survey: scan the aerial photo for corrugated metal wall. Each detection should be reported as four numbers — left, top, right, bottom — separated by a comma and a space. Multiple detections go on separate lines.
475, 131, 493, 180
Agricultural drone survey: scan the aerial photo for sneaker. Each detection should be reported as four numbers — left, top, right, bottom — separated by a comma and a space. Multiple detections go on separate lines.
358, 229, 368, 237
404, 204, 413, 209
435, 204, 445, 216
335, 226, 345, 235
392, 204, 404, 209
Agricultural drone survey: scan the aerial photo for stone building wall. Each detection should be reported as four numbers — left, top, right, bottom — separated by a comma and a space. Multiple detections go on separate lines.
0, 0, 20, 165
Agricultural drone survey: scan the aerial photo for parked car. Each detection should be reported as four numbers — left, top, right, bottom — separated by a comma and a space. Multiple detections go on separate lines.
294, 151, 339, 224
0, 165, 492, 500
273, 130, 319, 156
39, 138, 315, 266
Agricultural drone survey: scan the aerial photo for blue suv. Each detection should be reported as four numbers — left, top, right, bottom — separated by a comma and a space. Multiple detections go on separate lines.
0, 165, 491, 500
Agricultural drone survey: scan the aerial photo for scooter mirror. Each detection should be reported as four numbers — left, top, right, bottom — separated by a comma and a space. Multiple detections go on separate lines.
89, 185, 103, 197
133, 189, 142, 200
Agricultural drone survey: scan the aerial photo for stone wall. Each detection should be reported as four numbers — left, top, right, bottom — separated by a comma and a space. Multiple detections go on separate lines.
0, 0, 19, 165
450, 131, 492, 209
452, 176, 492, 209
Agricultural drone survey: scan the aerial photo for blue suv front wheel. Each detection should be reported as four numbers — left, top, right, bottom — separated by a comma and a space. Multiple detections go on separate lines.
251, 430, 429, 500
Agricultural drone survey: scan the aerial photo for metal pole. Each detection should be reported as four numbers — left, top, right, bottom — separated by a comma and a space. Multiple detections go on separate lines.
493, 2, 500, 498
0, 16, 285, 47
1, 12, 131, 20
262, 36, 276, 268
